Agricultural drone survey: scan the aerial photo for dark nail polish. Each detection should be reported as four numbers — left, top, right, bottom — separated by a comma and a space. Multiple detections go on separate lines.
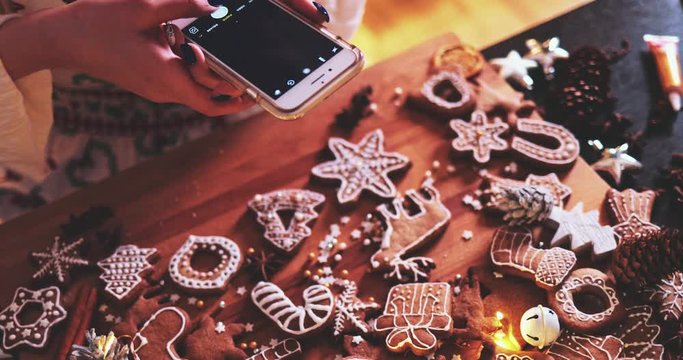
180, 44, 197, 65
212, 95, 232, 102
312, 2, 329, 22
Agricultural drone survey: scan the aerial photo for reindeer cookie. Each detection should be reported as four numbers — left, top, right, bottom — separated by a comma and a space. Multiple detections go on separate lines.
251, 281, 335, 336
131, 306, 190, 360
490, 226, 576, 289
374, 282, 453, 356
370, 180, 451, 282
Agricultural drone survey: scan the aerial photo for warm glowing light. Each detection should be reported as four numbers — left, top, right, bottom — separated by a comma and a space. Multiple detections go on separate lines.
492, 311, 522, 351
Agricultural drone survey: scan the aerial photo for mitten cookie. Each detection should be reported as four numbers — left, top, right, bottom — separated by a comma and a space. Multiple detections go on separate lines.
185, 316, 247, 360
374, 282, 453, 356
548, 268, 625, 334
490, 226, 576, 289
131, 306, 190, 360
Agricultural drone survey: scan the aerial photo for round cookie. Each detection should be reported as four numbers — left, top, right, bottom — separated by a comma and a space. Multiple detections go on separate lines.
548, 268, 626, 333
168, 235, 242, 293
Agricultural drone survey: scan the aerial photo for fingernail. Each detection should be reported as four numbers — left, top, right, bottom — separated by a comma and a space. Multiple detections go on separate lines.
211, 95, 232, 102
164, 24, 176, 47
312, 2, 329, 22
180, 44, 197, 65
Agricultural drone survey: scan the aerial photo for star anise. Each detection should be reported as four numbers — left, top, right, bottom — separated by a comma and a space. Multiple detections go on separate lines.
243, 249, 284, 281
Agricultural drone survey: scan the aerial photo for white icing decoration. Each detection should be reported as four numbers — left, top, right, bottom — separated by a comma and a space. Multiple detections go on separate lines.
421, 71, 472, 110
311, 129, 410, 204
251, 282, 334, 336
132, 307, 188, 360
511, 118, 580, 168
450, 110, 510, 164
374, 282, 453, 355
168, 235, 241, 292
0, 286, 67, 350
98, 245, 157, 301
554, 272, 619, 323
371, 180, 451, 282
248, 189, 325, 253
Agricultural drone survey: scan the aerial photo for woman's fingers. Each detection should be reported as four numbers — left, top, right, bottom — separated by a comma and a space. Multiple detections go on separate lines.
176, 42, 243, 97
166, 58, 253, 116
283, 0, 329, 24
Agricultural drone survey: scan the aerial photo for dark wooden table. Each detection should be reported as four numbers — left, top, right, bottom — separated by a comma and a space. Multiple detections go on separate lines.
0, 34, 611, 359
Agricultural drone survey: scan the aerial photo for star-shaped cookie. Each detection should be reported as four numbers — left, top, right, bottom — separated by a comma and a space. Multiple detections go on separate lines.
450, 110, 509, 163
312, 129, 410, 203
31, 237, 89, 284
591, 143, 642, 185
0, 287, 67, 350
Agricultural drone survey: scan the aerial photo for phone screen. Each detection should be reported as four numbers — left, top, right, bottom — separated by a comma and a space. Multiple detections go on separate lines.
183, 0, 342, 99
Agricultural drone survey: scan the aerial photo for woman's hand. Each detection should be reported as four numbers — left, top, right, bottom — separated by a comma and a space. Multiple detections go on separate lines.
0, 0, 329, 116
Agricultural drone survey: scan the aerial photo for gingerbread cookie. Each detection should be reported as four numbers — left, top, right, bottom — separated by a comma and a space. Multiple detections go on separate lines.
546, 203, 617, 261
131, 306, 190, 360
113, 291, 167, 337
431, 43, 484, 78
546, 331, 624, 360
409, 71, 476, 119
246, 338, 302, 360
370, 180, 451, 282
548, 268, 625, 334
473, 78, 536, 125
249, 189, 325, 253
643, 271, 683, 322
374, 282, 453, 356
611, 305, 664, 360
333, 280, 380, 336
185, 316, 247, 360
511, 119, 579, 169
97, 244, 158, 303
0, 286, 67, 350
342, 334, 383, 360
251, 281, 335, 336
311, 129, 410, 204
450, 110, 510, 164
31, 236, 89, 284
605, 188, 659, 241
450, 272, 501, 349
480, 171, 571, 208
168, 235, 242, 293
490, 226, 576, 289
495, 351, 553, 360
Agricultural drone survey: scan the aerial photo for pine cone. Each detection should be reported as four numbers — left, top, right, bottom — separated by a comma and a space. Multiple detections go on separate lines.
491, 185, 555, 225
612, 227, 683, 289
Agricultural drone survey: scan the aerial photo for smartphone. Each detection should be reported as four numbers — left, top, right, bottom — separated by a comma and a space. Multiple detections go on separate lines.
173, 0, 364, 120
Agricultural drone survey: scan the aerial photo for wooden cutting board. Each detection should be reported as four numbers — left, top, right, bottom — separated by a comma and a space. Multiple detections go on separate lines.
0, 33, 611, 359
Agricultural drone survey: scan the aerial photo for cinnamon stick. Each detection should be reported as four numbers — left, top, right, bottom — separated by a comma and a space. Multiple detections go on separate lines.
58, 286, 98, 360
